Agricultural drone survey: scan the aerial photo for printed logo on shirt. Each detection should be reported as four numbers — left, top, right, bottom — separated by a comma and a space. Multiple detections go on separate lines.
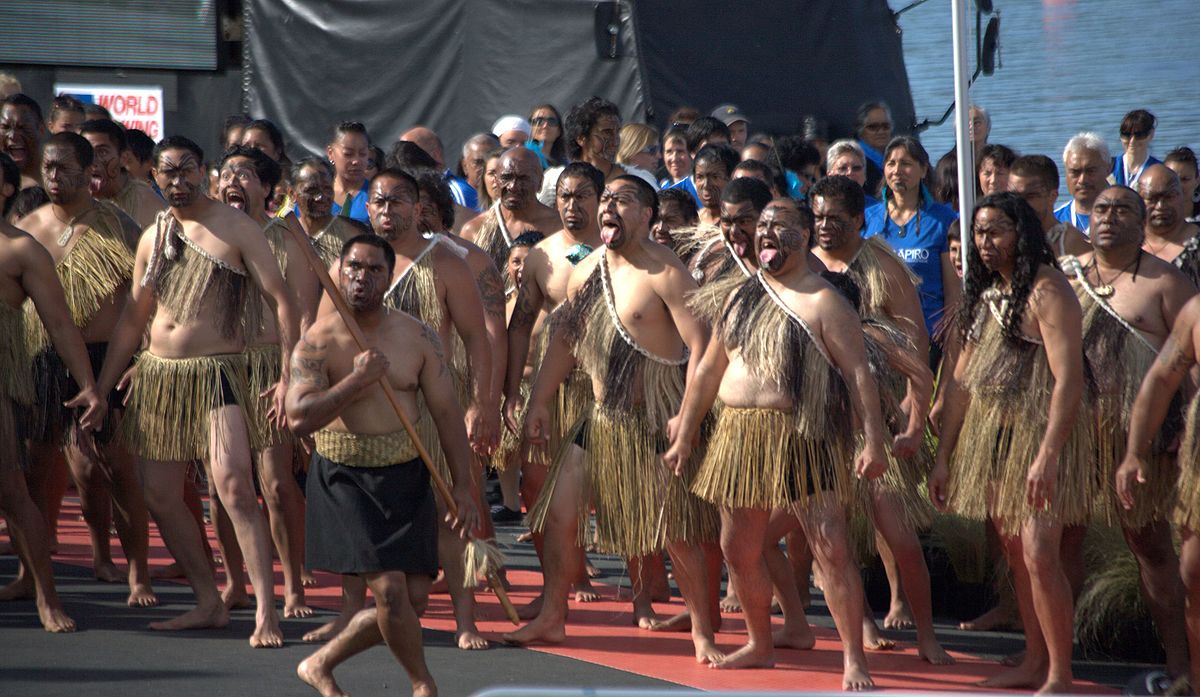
896, 248, 931, 263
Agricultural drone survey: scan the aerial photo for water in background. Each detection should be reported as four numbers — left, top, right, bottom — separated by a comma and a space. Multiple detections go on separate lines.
896, 0, 1200, 193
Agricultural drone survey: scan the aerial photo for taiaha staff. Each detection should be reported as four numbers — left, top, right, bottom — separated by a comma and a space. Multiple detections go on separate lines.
285, 224, 520, 625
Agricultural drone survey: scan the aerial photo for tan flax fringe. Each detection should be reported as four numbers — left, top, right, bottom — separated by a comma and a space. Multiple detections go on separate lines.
494, 378, 531, 471
311, 217, 363, 268
846, 237, 921, 323
313, 429, 419, 467
693, 407, 850, 510
946, 305, 1095, 536
121, 352, 262, 461
145, 212, 262, 342
1173, 395, 1200, 531
384, 240, 444, 330
24, 203, 136, 354
586, 405, 719, 557
524, 409, 590, 536
474, 205, 513, 277
245, 344, 287, 449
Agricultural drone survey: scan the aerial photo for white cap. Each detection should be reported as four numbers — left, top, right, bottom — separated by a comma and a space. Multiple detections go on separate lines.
491, 115, 532, 138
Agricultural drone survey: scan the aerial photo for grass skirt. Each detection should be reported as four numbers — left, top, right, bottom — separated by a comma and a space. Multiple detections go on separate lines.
245, 343, 289, 450
692, 406, 849, 510
121, 352, 261, 461
946, 315, 1095, 536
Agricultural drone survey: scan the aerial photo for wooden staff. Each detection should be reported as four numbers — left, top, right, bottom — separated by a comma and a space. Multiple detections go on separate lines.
285, 224, 520, 625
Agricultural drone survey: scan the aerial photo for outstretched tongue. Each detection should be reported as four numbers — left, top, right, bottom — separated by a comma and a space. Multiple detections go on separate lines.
759, 248, 779, 266
600, 226, 617, 245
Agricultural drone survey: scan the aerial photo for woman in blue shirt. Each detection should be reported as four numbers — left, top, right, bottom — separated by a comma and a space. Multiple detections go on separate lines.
863, 136, 960, 337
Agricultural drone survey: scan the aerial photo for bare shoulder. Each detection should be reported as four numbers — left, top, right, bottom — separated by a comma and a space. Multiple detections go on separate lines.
1029, 264, 1079, 316
567, 250, 601, 294
14, 204, 53, 239
0, 223, 50, 268
1138, 251, 1193, 292
430, 241, 472, 276
459, 210, 488, 240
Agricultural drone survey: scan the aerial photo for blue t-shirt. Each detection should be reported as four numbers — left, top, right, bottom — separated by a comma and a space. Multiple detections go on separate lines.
444, 170, 480, 212
1053, 200, 1089, 234
332, 181, 370, 225
863, 197, 957, 335
666, 175, 702, 207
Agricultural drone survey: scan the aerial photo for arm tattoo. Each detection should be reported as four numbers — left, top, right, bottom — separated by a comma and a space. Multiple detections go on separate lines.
476, 265, 506, 321
290, 339, 330, 388
419, 321, 449, 377
509, 280, 539, 330
1156, 337, 1194, 375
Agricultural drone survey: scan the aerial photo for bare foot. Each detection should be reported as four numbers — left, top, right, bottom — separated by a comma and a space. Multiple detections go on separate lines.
573, 581, 600, 603
456, 627, 489, 650
1034, 679, 1073, 695
918, 638, 955, 665
301, 570, 318, 588
712, 642, 775, 670
694, 636, 725, 665
429, 571, 448, 594
303, 615, 351, 643
633, 599, 659, 629
37, 601, 77, 633
517, 594, 543, 621
0, 575, 34, 601
647, 610, 690, 632
516, 531, 533, 543
222, 585, 252, 610
719, 592, 742, 613
959, 605, 1021, 632
297, 656, 348, 697
285, 594, 315, 619
978, 663, 1045, 689
772, 623, 816, 651
127, 583, 160, 608
585, 560, 601, 579
149, 603, 229, 631
502, 616, 566, 645
843, 662, 876, 691
412, 679, 435, 697
250, 612, 284, 648
150, 562, 186, 580
863, 620, 897, 651
882, 601, 915, 630
798, 583, 812, 609
1001, 650, 1025, 667
94, 561, 125, 584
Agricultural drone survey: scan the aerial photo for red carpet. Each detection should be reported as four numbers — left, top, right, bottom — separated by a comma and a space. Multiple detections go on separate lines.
47, 499, 1116, 693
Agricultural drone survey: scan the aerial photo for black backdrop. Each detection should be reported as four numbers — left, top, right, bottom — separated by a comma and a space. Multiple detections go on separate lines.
245, 0, 915, 162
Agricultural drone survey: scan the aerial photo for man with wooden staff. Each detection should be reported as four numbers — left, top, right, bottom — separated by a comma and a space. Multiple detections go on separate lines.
291, 233, 478, 697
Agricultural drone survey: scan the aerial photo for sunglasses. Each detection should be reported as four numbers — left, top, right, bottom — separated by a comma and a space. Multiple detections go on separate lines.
1120, 128, 1152, 139
531, 116, 560, 127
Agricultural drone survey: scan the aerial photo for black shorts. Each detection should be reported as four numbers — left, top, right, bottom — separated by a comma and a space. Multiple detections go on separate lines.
305, 452, 438, 576
30, 342, 127, 445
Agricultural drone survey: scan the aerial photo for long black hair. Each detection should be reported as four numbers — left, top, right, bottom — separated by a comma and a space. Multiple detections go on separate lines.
961, 192, 1058, 344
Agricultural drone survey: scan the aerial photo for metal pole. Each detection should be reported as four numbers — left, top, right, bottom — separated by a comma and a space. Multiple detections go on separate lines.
951, 0, 975, 281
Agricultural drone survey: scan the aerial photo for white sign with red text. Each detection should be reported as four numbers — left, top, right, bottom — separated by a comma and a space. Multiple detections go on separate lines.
53, 83, 165, 141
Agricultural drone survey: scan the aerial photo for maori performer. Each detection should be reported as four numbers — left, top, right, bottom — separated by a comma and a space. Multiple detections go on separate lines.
1070, 186, 1194, 680
349, 166, 495, 650
459, 147, 561, 276
16, 133, 155, 608
290, 234, 478, 697
0, 151, 104, 632
502, 162, 606, 613
80, 118, 166, 228
506, 176, 721, 665
1121, 292, 1200, 695
1139, 164, 1200, 286
809, 175, 950, 663
665, 198, 890, 685
215, 144, 321, 617
287, 157, 370, 268
930, 192, 1091, 694
95, 136, 300, 647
